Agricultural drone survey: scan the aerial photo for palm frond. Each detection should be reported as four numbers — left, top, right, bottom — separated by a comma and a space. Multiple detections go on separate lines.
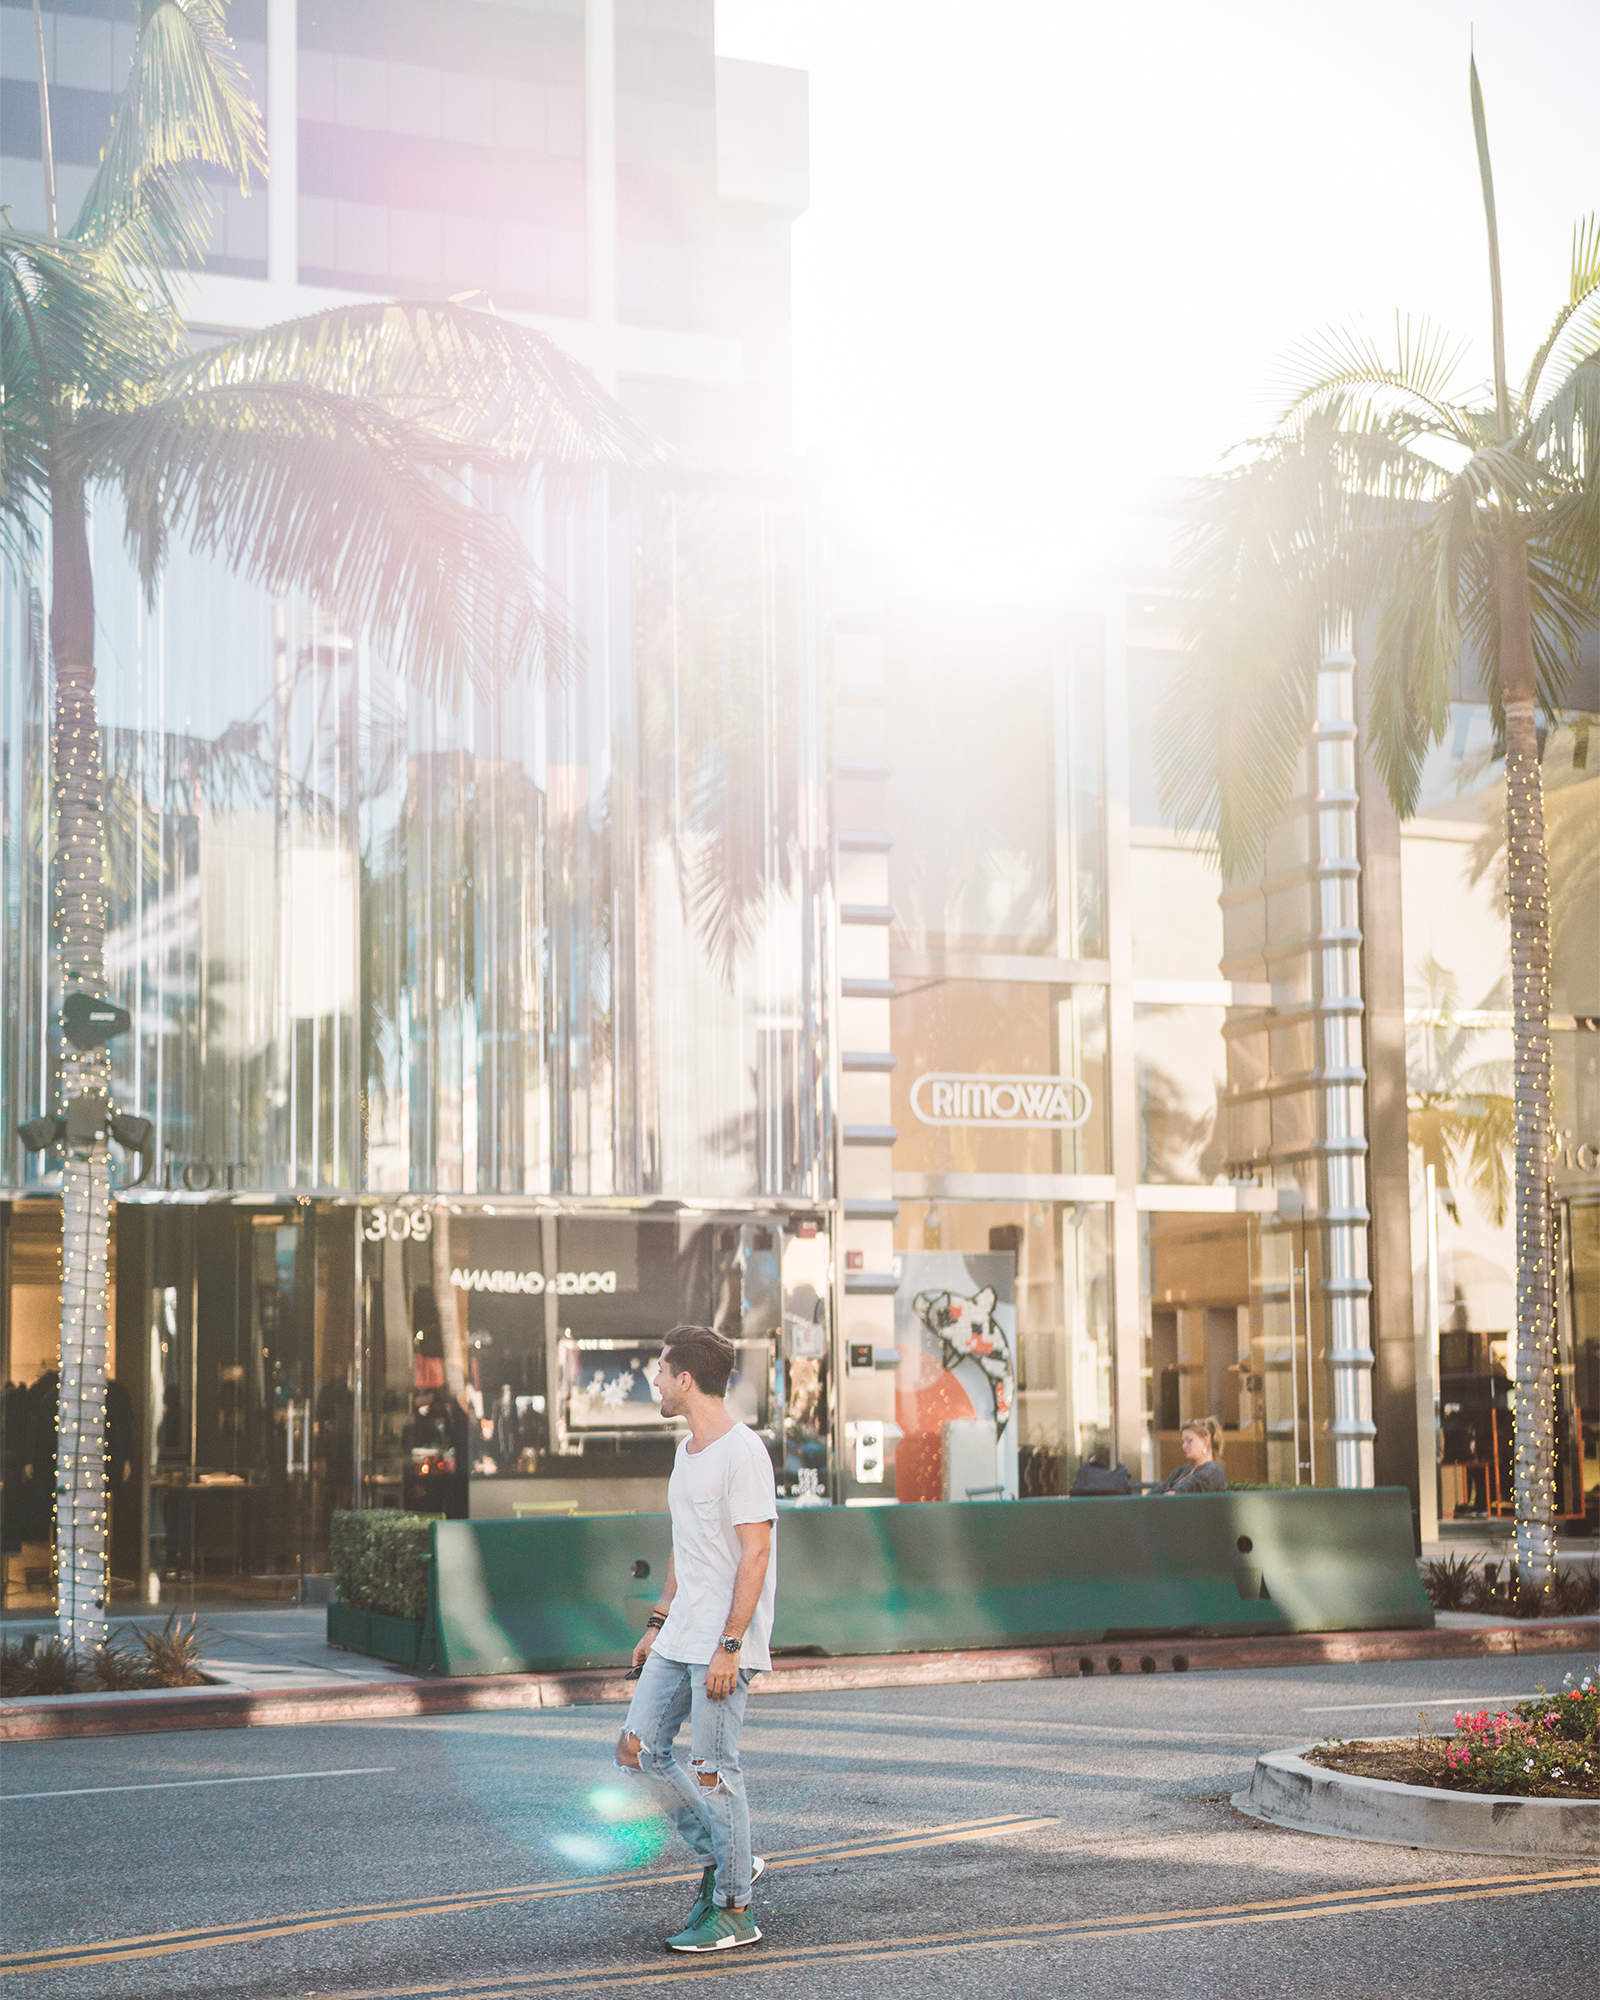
1517, 214, 1600, 418
1164, 409, 1481, 853
1525, 351, 1600, 488
75, 380, 574, 705
1160, 447, 1332, 870
1274, 316, 1476, 446
1470, 53, 1511, 435
71, 0, 266, 290
1362, 519, 1467, 817
169, 302, 667, 489
1532, 485, 1600, 638
0, 227, 173, 423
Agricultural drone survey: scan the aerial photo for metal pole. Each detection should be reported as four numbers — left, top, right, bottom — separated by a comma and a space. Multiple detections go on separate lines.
1425, 1164, 1441, 1525
351, 1207, 364, 1510
1287, 1254, 1301, 1487
1303, 1260, 1315, 1484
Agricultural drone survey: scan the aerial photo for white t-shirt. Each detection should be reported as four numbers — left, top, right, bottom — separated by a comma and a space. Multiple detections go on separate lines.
654, 1423, 778, 1671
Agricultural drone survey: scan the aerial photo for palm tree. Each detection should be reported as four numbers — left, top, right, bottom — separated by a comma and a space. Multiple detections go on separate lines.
1158, 59, 1598, 1589
3, 1, 654, 1648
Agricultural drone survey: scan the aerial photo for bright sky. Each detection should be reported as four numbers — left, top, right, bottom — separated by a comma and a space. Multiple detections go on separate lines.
716, 0, 1600, 604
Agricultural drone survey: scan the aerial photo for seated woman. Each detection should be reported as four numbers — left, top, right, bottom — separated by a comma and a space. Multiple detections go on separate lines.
1153, 1417, 1227, 1494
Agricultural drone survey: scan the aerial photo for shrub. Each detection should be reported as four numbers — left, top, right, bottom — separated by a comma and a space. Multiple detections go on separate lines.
1419, 1555, 1599, 1618
330, 1510, 434, 1621
1420, 1553, 1478, 1609
0, 1635, 76, 1697
137, 1614, 210, 1687
0, 1615, 213, 1697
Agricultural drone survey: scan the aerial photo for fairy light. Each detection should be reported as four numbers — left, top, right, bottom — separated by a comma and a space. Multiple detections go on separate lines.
1503, 691, 1556, 1593
51, 663, 114, 1655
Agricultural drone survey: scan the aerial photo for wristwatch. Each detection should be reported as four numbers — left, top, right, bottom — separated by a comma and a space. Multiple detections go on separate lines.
719, 1635, 741, 1656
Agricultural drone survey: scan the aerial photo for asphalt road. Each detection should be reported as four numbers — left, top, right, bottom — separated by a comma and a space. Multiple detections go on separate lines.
2, 1649, 1594, 2000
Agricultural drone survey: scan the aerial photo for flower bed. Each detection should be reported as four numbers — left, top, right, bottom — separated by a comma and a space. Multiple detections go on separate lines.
1308, 1670, 1599, 1800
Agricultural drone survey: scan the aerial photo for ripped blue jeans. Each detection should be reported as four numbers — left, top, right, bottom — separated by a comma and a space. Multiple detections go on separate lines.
617, 1649, 755, 1908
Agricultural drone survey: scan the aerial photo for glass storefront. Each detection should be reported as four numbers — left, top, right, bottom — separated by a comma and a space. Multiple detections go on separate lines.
0, 476, 834, 1605
1142, 1206, 1332, 1489
6, 525, 1594, 1613
1, 1196, 837, 1608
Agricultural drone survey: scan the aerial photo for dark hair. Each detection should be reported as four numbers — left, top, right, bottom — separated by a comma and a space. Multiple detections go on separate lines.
661, 1324, 737, 1398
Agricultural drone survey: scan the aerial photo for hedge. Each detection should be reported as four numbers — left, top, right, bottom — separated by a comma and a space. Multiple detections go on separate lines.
329, 1510, 434, 1621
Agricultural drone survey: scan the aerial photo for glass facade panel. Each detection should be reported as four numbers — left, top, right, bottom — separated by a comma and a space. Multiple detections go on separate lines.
0, 487, 828, 1203
358, 1204, 833, 1523
889, 982, 1109, 1180
891, 1200, 1113, 1500
1136, 1003, 1225, 1184
1142, 1208, 1325, 1488
887, 615, 1103, 959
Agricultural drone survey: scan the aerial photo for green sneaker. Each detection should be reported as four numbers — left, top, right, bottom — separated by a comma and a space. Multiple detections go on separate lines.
666, 1905, 763, 1953
681, 1857, 766, 1934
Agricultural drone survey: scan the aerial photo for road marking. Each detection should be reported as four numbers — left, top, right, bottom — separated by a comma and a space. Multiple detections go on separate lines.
1302, 1697, 1541, 1714
0, 1814, 1055, 1975
255, 1871, 1600, 1999
0, 1766, 394, 1803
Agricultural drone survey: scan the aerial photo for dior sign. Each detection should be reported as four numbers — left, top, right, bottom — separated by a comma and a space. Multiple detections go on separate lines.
910, 1072, 1092, 1129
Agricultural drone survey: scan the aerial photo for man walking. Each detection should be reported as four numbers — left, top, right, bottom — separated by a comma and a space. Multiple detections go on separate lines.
616, 1324, 776, 1952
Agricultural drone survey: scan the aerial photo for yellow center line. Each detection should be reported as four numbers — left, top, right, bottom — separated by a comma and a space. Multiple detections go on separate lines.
283, 1873, 1600, 2000
0, 1814, 1054, 1975
0, 1813, 1036, 1964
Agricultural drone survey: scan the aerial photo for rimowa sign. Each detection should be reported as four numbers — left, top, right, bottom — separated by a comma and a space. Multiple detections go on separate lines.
910, 1072, 1092, 1129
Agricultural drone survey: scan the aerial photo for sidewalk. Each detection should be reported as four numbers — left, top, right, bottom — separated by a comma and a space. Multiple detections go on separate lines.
1422, 1524, 1600, 1566
0, 1607, 418, 1693
3, 1611, 1594, 1742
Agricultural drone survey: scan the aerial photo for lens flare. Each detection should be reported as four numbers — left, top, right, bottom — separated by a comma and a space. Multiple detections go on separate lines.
587, 1785, 643, 1824
549, 1790, 673, 1871
550, 1833, 615, 1868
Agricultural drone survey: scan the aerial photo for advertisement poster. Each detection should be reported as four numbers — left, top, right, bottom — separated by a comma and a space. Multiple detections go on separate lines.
892, 1251, 1018, 1502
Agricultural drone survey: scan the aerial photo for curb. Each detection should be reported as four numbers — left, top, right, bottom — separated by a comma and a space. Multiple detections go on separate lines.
1233, 1743, 1600, 1858
2, 1619, 1594, 1742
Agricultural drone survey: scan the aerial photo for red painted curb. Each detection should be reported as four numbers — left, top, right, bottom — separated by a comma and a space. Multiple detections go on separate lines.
2, 1620, 1593, 1741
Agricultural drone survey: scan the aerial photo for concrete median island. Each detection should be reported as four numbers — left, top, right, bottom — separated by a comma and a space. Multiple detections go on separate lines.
1236, 1743, 1600, 1858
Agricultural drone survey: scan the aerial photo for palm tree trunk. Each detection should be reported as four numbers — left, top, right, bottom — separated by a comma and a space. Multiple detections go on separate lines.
50, 465, 112, 1652
1496, 538, 1556, 1591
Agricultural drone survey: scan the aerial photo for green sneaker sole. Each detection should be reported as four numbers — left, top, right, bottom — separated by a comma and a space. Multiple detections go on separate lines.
667, 1921, 763, 1953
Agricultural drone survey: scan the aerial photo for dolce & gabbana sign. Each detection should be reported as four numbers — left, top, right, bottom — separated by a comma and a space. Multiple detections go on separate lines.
910, 1072, 1092, 1130
450, 1267, 618, 1296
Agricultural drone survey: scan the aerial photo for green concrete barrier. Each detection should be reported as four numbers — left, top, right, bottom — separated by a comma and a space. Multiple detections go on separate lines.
425, 1488, 1432, 1677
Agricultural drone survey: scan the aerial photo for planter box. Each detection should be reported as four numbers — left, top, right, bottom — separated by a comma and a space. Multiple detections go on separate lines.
326, 1603, 429, 1672
326, 1603, 370, 1655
